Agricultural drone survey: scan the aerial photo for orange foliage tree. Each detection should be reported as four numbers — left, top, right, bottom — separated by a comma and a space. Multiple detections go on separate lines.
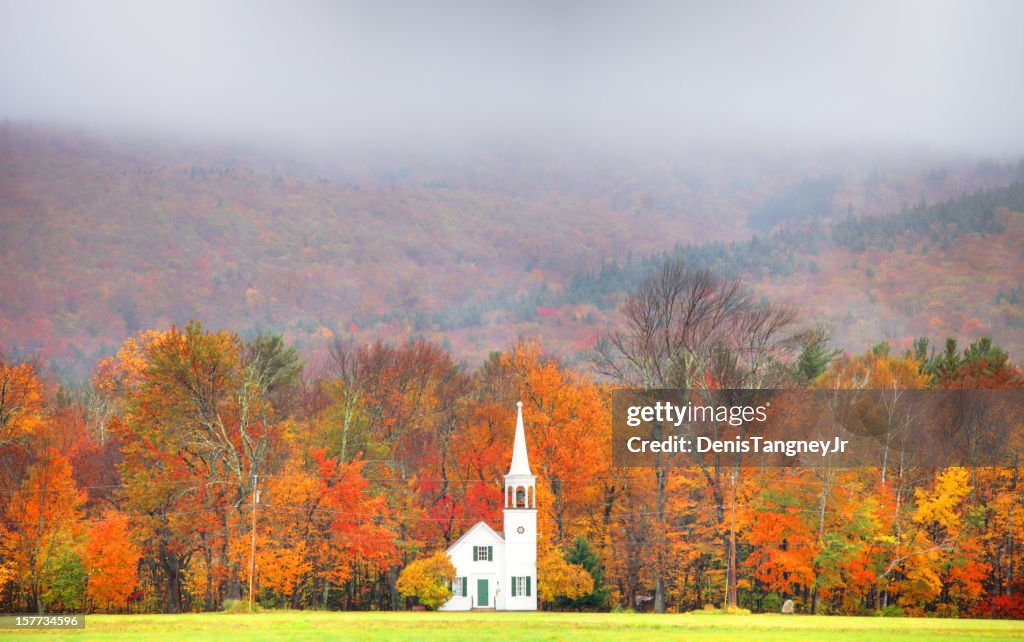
83, 511, 141, 611
4, 449, 86, 613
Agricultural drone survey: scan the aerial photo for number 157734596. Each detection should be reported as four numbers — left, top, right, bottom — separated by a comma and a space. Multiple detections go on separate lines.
0, 615, 85, 629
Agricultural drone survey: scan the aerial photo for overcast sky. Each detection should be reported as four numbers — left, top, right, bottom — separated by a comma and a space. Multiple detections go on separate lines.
2, 0, 1023, 154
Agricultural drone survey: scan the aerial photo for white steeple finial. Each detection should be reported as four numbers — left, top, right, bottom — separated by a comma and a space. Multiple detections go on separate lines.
508, 401, 532, 476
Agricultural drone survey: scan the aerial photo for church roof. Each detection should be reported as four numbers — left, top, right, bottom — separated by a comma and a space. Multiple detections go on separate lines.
507, 401, 532, 476
446, 521, 504, 553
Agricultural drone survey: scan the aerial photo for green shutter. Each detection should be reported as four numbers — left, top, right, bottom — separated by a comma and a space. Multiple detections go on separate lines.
487, 545, 493, 561
462, 577, 467, 597
473, 547, 478, 561
526, 576, 532, 597
511, 577, 517, 597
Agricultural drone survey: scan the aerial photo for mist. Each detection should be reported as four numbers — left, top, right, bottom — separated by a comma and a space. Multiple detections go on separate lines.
2, 0, 1024, 156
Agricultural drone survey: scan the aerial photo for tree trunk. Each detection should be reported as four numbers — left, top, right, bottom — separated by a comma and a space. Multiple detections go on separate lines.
388, 564, 401, 610
654, 465, 667, 613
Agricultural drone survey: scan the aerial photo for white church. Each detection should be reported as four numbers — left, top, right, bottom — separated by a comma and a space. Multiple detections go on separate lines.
440, 401, 537, 611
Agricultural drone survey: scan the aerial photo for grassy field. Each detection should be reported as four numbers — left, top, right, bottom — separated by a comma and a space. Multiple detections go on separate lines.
1, 611, 1022, 642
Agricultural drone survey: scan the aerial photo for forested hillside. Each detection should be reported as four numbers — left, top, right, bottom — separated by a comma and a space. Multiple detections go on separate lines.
1, 123, 1021, 377
495, 179, 1024, 363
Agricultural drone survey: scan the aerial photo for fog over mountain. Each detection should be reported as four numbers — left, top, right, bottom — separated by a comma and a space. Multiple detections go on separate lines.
2, 0, 1023, 155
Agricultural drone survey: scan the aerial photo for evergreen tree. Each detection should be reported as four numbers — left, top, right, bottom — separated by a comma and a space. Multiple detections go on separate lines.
556, 537, 610, 611
796, 330, 840, 382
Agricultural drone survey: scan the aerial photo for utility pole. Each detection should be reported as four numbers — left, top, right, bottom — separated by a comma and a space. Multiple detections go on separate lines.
248, 474, 259, 612
728, 470, 737, 609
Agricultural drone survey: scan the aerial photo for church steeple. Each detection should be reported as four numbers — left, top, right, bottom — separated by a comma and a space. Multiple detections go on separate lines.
504, 401, 536, 510
507, 401, 532, 476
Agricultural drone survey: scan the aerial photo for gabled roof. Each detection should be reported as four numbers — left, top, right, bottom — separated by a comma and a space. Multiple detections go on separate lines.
507, 401, 532, 476
446, 521, 505, 553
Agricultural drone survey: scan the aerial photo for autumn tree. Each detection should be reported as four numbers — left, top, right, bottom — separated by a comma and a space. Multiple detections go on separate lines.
743, 488, 817, 600
809, 343, 931, 611
538, 549, 594, 609
328, 338, 468, 608
83, 511, 141, 612
0, 353, 45, 451
107, 322, 296, 611
502, 340, 607, 547
0, 354, 47, 510
594, 261, 800, 611
4, 449, 86, 613
396, 551, 455, 610
312, 448, 399, 608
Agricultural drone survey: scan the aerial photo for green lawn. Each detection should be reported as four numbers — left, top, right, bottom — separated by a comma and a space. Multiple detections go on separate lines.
1, 611, 1022, 642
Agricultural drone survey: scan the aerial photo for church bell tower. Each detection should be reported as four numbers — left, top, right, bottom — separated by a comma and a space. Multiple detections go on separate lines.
502, 401, 537, 609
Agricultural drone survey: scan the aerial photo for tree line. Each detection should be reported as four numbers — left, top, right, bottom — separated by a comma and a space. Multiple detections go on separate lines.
1, 262, 1022, 618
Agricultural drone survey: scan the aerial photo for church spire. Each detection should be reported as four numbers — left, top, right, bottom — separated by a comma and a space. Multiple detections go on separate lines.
507, 401, 532, 476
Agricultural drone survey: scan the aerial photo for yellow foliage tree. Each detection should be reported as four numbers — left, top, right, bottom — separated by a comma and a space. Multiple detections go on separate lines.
914, 467, 971, 539
537, 549, 594, 606
396, 551, 455, 610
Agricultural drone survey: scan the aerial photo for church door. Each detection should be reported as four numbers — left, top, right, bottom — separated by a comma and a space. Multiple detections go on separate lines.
477, 578, 489, 607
